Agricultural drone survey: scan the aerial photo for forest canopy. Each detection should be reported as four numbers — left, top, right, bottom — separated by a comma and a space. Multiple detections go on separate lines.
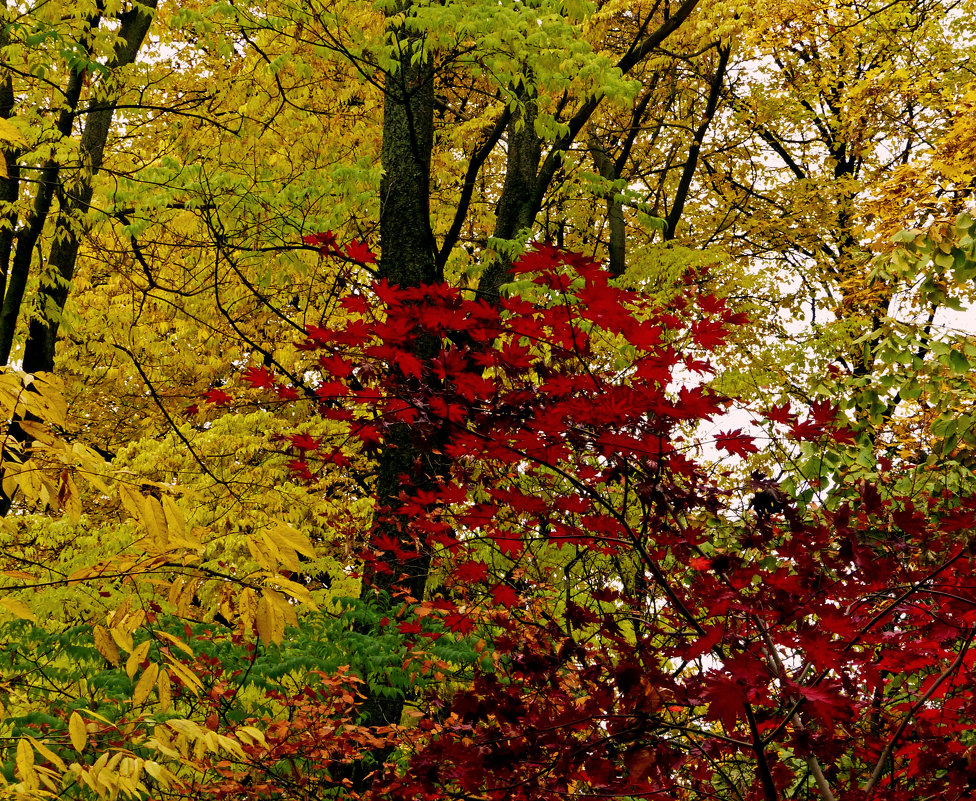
1, 0, 976, 799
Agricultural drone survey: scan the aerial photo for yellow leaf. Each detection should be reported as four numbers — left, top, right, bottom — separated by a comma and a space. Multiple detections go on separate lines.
175, 577, 199, 617
15, 738, 35, 781
143, 761, 170, 782
25, 736, 66, 771
30, 373, 67, 427
247, 535, 277, 572
256, 590, 287, 645
168, 577, 185, 607
156, 630, 193, 655
117, 483, 145, 525
256, 593, 275, 645
0, 117, 27, 148
81, 708, 115, 726
126, 640, 151, 680
60, 471, 82, 524
265, 587, 297, 627
270, 524, 316, 558
161, 494, 185, 537
69, 712, 87, 753
16, 419, 55, 444
132, 663, 159, 707
164, 654, 203, 695
72, 442, 112, 495
119, 608, 145, 636
110, 625, 133, 654
93, 625, 120, 665
235, 726, 265, 746
264, 530, 299, 572
239, 588, 257, 634
265, 576, 317, 608
0, 596, 36, 622
144, 496, 168, 546
157, 669, 172, 712
112, 595, 133, 624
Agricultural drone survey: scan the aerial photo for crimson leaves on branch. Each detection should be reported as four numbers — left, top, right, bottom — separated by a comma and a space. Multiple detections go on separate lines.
221, 242, 976, 801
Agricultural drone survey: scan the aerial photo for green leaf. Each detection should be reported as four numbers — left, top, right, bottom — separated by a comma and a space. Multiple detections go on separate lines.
901, 378, 921, 401
949, 350, 970, 375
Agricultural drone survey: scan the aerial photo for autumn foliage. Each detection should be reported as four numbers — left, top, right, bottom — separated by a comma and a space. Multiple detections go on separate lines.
4, 0, 976, 797
187, 242, 976, 801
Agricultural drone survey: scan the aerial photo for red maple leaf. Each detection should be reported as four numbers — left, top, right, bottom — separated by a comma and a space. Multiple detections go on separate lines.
343, 239, 377, 264
453, 560, 489, 583
289, 434, 321, 451
242, 366, 276, 389
764, 402, 796, 425
287, 459, 313, 480
303, 231, 340, 255
810, 398, 840, 426
690, 318, 728, 350
703, 674, 746, 732
340, 293, 370, 314
715, 429, 760, 457
204, 388, 232, 405
490, 530, 525, 558
491, 584, 520, 608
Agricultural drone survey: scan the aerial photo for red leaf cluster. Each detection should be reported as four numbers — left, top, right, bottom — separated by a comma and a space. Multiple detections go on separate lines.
213, 245, 976, 801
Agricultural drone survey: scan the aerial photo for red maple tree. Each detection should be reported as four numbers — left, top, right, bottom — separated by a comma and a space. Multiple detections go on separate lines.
213, 242, 976, 801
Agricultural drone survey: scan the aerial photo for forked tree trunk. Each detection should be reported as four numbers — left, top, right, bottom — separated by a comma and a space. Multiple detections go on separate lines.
20, 0, 158, 374
0, 2, 157, 369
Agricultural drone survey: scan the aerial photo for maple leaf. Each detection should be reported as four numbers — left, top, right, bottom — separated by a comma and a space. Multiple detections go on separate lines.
629, 320, 664, 350
303, 230, 340, 255
764, 403, 796, 425
789, 418, 825, 441
490, 531, 525, 558
444, 611, 476, 634
453, 560, 489, 583
715, 429, 759, 457
690, 318, 728, 350
204, 388, 233, 405
287, 459, 313, 479
623, 745, 657, 785
343, 239, 377, 264
242, 366, 276, 389
809, 398, 840, 426
670, 386, 722, 420
703, 674, 746, 732
490, 488, 548, 515
791, 681, 853, 730
681, 626, 724, 659
340, 293, 370, 314
831, 425, 856, 445
892, 502, 926, 535
289, 434, 321, 451
491, 584, 520, 608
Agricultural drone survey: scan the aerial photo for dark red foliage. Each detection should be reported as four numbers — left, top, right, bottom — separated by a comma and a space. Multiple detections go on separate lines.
216, 241, 976, 801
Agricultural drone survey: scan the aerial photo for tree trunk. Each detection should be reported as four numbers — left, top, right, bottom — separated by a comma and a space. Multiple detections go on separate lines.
476, 0, 703, 300
478, 90, 541, 302
21, 0, 158, 374
355, 0, 706, 769
589, 136, 626, 276
354, 0, 438, 740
